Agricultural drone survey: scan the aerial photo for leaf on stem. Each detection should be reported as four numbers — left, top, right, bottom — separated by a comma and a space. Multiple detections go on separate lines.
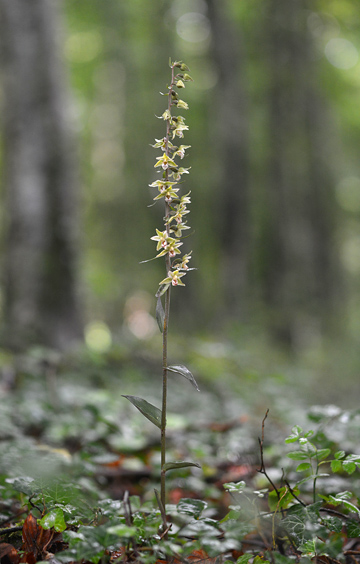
156, 296, 165, 333
163, 461, 201, 472
122, 395, 162, 429
156, 283, 170, 298
167, 364, 200, 391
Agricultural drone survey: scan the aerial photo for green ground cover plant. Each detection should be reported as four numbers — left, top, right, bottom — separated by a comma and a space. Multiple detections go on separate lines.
1, 367, 360, 564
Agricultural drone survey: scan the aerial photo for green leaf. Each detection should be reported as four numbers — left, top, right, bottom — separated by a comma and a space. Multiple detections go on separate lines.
317, 448, 331, 461
285, 425, 302, 443
268, 487, 299, 512
299, 539, 317, 555
345, 454, 360, 463
296, 462, 312, 472
331, 459, 343, 473
343, 461, 356, 474
287, 451, 309, 461
347, 519, 360, 538
299, 440, 317, 456
223, 481, 246, 493
177, 498, 207, 518
106, 524, 137, 538
253, 558, 270, 564
167, 364, 200, 391
122, 395, 162, 428
155, 296, 165, 333
181, 519, 219, 537
39, 508, 66, 532
163, 461, 201, 472
323, 516, 343, 533
334, 450, 345, 460
155, 283, 170, 298
5, 476, 36, 496
236, 555, 252, 564
343, 500, 360, 515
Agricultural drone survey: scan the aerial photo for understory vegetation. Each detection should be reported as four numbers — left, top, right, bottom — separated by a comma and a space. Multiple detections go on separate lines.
0, 343, 360, 564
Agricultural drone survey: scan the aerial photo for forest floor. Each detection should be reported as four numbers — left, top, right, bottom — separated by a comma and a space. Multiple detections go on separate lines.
0, 336, 360, 564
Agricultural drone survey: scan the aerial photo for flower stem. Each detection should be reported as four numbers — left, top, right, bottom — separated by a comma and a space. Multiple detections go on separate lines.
160, 64, 176, 511
160, 284, 171, 509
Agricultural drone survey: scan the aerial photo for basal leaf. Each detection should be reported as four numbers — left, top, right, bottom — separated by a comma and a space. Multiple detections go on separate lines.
167, 364, 200, 391
122, 395, 162, 429
163, 461, 201, 472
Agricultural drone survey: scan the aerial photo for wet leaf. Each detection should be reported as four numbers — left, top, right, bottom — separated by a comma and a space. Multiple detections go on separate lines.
5, 477, 36, 496
122, 395, 162, 428
163, 461, 201, 472
347, 519, 360, 538
177, 498, 207, 518
167, 364, 200, 391
39, 508, 66, 532
343, 460, 356, 474
106, 524, 137, 538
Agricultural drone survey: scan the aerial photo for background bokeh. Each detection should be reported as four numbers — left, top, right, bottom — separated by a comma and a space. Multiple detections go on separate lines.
1, 0, 360, 404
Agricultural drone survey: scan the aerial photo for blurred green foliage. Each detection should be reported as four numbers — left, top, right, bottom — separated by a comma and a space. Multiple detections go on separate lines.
60, 1, 360, 348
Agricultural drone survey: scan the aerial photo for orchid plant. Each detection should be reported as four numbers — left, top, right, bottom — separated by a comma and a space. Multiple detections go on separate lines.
123, 60, 200, 528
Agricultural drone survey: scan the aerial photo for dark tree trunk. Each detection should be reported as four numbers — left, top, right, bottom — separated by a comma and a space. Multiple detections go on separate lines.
262, 0, 339, 346
206, 0, 250, 317
0, 0, 83, 349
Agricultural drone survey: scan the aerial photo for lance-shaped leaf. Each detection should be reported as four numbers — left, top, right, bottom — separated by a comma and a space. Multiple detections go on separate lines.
167, 364, 200, 391
122, 395, 162, 429
154, 489, 167, 529
156, 296, 165, 333
156, 283, 170, 298
163, 461, 201, 472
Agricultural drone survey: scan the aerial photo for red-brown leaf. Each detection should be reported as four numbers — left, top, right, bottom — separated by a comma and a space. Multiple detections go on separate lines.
21, 513, 53, 562
0, 542, 20, 564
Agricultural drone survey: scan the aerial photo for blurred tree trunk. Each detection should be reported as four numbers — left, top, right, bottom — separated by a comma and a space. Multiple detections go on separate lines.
0, 0, 83, 349
206, 0, 250, 317
261, 0, 339, 347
